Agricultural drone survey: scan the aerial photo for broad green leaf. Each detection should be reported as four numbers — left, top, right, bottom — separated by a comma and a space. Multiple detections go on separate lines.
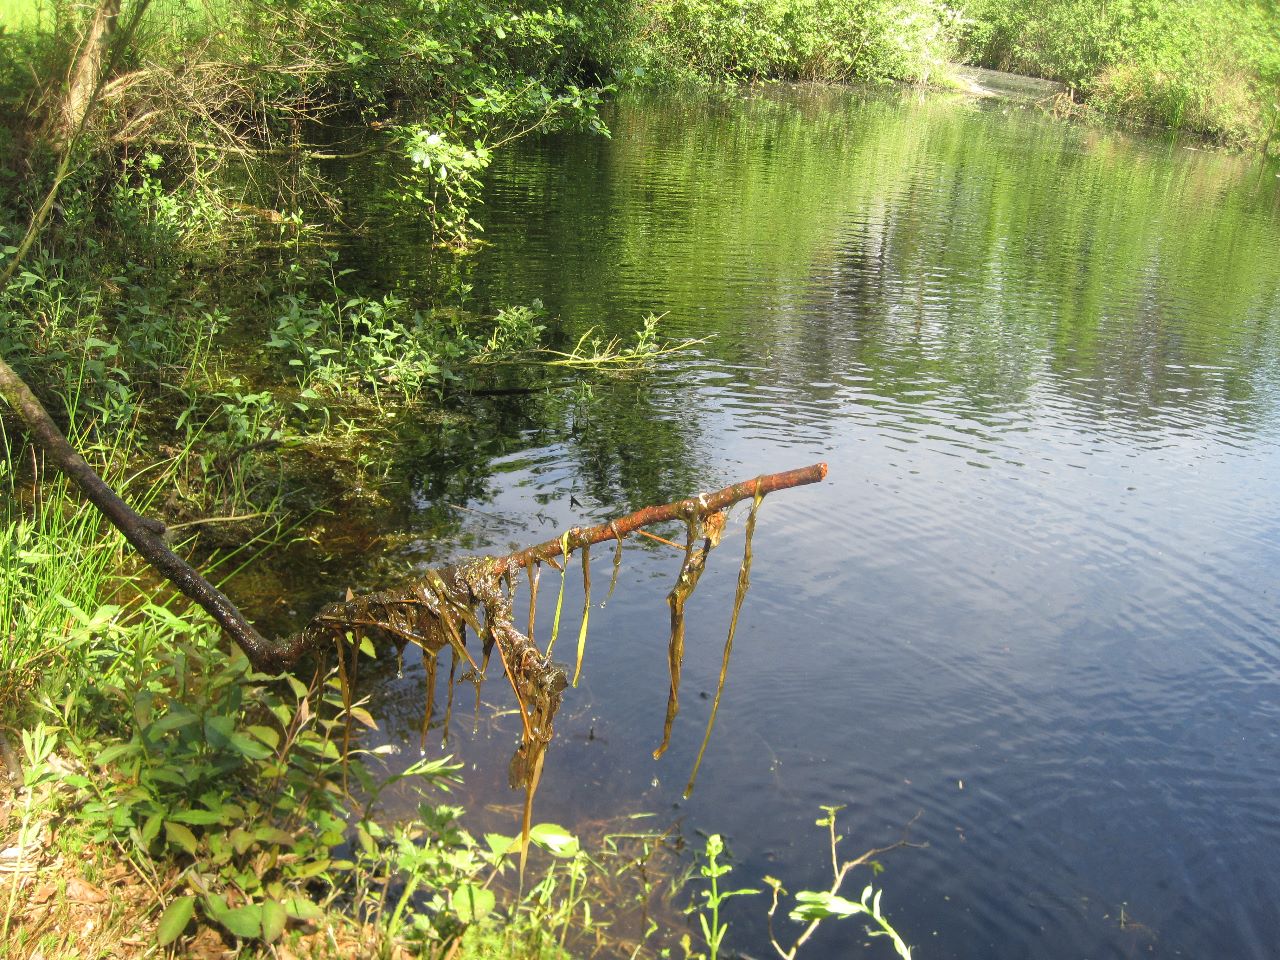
484, 832, 516, 856
169, 808, 225, 826
789, 890, 864, 922
156, 895, 195, 947
451, 883, 495, 923
261, 899, 287, 942
288, 857, 332, 880
529, 822, 579, 857
283, 895, 324, 921
140, 812, 163, 846
252, 826, 295, 846
96, 742, 139, 767
164, 821, 199, 855
246, 725, 280, 749
285, 675, 309, 700
150, 709, 199, 734
218, 903, 262, 940
145, 767, 187, 787
228, 732, 273, 759
204, 714, 235, 749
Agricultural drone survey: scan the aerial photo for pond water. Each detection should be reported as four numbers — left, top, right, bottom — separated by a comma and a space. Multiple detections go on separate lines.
330, 86, 1280, 958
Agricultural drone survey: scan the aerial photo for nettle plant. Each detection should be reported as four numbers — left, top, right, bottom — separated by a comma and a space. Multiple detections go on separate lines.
44, 638, 496, 950
45, 634, 588, 953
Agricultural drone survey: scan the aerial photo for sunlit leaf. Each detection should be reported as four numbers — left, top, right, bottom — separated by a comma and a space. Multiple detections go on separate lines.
155, 895, 195, 947
451, 883, 495, 923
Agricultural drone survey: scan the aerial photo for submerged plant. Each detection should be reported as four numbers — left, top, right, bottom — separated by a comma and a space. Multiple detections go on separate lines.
765, 806, 917, 960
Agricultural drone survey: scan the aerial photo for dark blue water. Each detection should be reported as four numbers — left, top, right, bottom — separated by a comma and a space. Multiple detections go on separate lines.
352, 86, 1280, 959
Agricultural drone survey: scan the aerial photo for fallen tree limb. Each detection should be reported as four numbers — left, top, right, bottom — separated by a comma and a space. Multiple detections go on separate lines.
492, 462, 827, 576
0, 349, 825, 675
2, 347, 827, 861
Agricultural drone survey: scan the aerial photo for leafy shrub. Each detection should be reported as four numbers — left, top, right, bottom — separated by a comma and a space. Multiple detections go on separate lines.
955, 0, 1280, 146
23, 626, 605, 954
266, 289, 475, 402
629, 0, 958, 85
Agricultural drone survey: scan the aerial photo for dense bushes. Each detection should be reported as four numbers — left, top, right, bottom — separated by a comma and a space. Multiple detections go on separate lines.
3, 0, 1275, 154
956, 0, 1280, 146
627, 0, 958, 84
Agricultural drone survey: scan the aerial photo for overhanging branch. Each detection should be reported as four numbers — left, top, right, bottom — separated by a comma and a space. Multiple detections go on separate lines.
1, 350, 826, 674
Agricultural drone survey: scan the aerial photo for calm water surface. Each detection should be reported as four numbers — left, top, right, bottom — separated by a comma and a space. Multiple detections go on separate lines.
331, 86, 1280, 959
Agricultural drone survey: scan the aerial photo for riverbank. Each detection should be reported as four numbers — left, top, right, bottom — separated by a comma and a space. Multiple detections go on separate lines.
2, 2, 1278, 957
953, 0, 1280, 149
0, 4, 669, 954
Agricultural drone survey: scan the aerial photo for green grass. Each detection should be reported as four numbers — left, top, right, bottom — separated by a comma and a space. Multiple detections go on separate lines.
0, 418, 181, 720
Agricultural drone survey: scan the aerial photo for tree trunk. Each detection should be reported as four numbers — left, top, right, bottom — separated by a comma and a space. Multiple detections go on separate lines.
56, 0, 123, 147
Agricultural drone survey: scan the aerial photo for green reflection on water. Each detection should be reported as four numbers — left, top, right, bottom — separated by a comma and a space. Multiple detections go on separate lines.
466, 86, 1280, 426
310, 83, 1280, 605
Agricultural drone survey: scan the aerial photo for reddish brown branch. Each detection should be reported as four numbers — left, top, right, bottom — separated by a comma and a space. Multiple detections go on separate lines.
2, 347, 826, 674
492, 462, 828, 577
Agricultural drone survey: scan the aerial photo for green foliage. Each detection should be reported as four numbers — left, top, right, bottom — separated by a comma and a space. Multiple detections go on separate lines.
677, 810, 913, 960
1, 722, 60, 941
397, 128, 496, 247
108, 153, 233, 256
39, 628, 484, 950
476, 301, 548, 359
764, 806, 913, 960
0, 423, 179, 720
629, 0, 958, 85
955, 0, 1280, 145
266, 290, 446, 401
690, 834, 759, 960
265, 279, 488, 403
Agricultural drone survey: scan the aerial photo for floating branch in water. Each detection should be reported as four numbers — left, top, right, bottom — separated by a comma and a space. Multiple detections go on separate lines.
536, 314, 709, 370
2, 348, 829, 849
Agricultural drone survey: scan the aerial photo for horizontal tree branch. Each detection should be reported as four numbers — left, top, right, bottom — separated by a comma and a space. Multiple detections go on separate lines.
492, 462, 828, 576
1, 349, 827, 676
